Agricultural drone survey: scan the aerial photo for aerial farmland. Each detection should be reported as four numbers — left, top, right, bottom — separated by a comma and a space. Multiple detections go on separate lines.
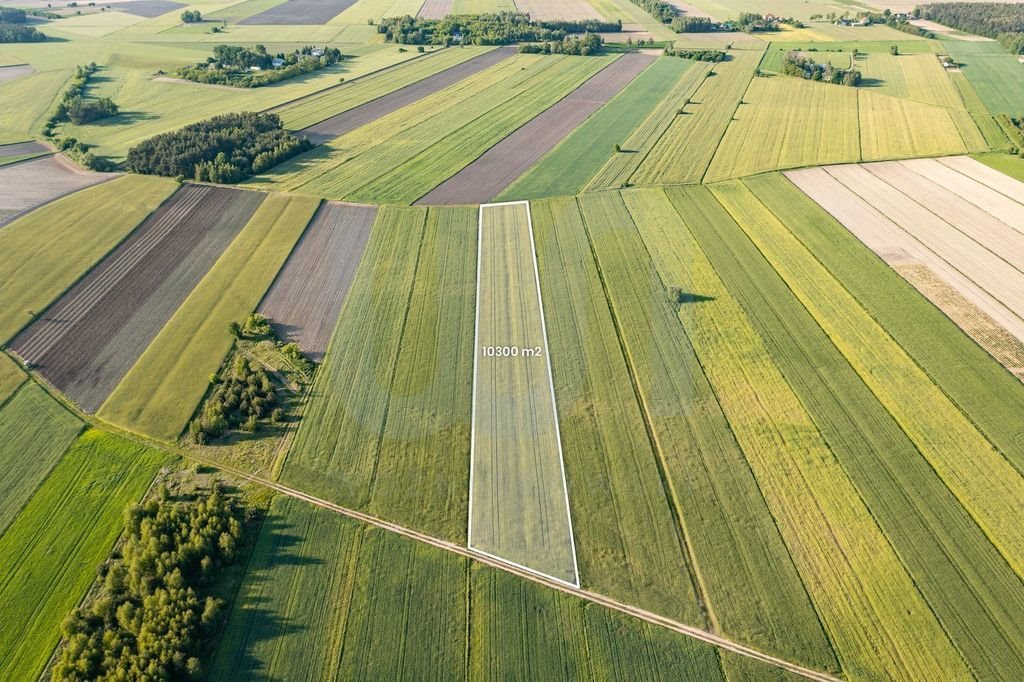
1, 0, 1024, 678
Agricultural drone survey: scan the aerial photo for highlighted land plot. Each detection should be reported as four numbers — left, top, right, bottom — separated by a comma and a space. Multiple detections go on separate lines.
469, 201, 578, 586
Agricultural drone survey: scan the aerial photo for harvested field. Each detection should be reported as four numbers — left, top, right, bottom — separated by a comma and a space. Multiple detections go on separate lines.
418, 53, 654, 205
0, 155, 115, 227
240, 0, 358, 24
904, 157, 1024, 231
300, 47, 516, 144
116, 0, 183, 17
258, 201, 376, 361
10, 185, 265, 413
418, 0, 451, 18
940, 154, 1024, 201
0, 141, 49, 158
0, 65, 33, 83
897, 263, 1024, 380
787, 162, 1024, 347
514, 0, 603, 21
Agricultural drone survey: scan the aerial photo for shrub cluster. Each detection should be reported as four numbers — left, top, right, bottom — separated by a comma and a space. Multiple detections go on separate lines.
0, 7, 45, 42
191, 354, 277, 442
672, 16, 716, 32
52, 488, 246, 681
518, 32, 603, 55
125, 111, 311, 182
663, 47, 727, 61
176, 44, 344, 87
48, 63, 119, 125
181, 9, 202, 22
378, 12, 619, 46
782, 51, 862, 86
918, 3, 1024, 52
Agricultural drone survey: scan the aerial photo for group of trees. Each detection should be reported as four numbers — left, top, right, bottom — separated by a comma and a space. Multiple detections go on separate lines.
52, 487, 246, 680
0, 7, 46, 42
377, 12, 620, 46
918, 3, 1024, 53
663, 47, 726, 61
48, 63, 119, 126
631, 0, 678, 25
518, 32, 603, 55
176, 44, 345, 87
782, 51, 862, 86
180, 9, 202, 23
672, 16, 717, 32
125, 112, 311, 182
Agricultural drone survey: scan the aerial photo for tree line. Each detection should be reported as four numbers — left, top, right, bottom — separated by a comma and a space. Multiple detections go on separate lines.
377, 12, 620, 46
918, 3, 1024, 53
176, 44, 344, 87
40, 63, 118, 170
0, 7, 46, 42
125, 112, 312, 183
518, 32, 603, 56
52, 486, 247, 680
663, 47, 727, 61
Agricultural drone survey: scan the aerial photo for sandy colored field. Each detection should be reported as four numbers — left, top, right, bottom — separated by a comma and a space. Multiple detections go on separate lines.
258, 201, 377, 360
858, 89, 972, 160
417, 0, 451, 18
0, 156, 115, 227
942, 155, 1024, 201
897, 263, 1024, 381
301, 47, 515, 143
873, 0, 1020, 13
0, 141, 49, 157
470, 202, 576, 585
909, 18, 994, 41
515, 0, 603, 21
0, 64, 33, 83
417, 53, 654, 205
904, 157, 1024, 232
787, 164, 1024, 347
11, 185, 264, 413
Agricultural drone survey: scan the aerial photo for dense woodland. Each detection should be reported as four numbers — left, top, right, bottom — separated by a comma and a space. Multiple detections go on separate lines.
783, 51, 862, 85
663, 47, 727, 61
919, 3, 1024, 52
125, 112, 312, 182
0, 7, 46, 42
52, 488, 247, 680
378, 12, 620, 45
518, 32, 603, 55
177, 44, 344, 87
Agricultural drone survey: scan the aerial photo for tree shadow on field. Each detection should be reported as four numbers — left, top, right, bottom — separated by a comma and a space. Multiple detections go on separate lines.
90, 110, 160, 127
857, 77, 886, 88
670, 287, 715, 310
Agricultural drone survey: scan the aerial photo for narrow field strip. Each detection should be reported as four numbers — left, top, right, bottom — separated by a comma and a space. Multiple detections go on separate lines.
418, 0, 451, 18
11, 185, 265, 413
0, 175, 178, 345
0, 430, 170, 681
239, 0, 357, 24
713, 179, 1024, 582
901, 157, 1024, 232
626, 187, 966, 682
258, 201, 377, 361
99, 193, 320, 441
417, 52, 654, 205
498, 57, 692, 201
576, 192, 839, 673
469, 201, 578, 586
939, 155, 1024, 203
585, 61, 709, 190
664, 184, 1024, 680
530, 196, 705, 626
0, 384, 82, 537
0, 353, 25, 405
367, 206, 477, 542
295, 47, 513, 142
282, 206, 430, 508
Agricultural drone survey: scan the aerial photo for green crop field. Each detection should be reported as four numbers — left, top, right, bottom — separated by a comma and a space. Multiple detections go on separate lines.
944, 40, 1024, 115
99, 193, 320, 441
0, 429, 170, 681
329, 0, 427, 25
0, 353, 25, 405
858, 89, 975, 160
498, 57, 692, 201
0, 384, 82, 536
856, 53, 963, 108
0, 175, 177, 344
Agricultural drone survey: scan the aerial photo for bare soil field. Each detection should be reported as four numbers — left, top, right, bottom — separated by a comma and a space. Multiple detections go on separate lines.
896, 263, 1024, 381
664, 0, 717, 20
0, 65, 33, 83
787, 162, 1024, 346
940, 156, 1024, 202
416, 53, 655, 205
515, 0, 603, 21
240, 0, 358, 25
908, 19, 993, 41
301, 47, 517, 144
0, 141, 49, 158
10, 184, 265, 412
0, 156, 115, 228
417, 0, 451, 19
903, 158, 1024, 232
116, 0, 184, 17
258, 201, 377, 360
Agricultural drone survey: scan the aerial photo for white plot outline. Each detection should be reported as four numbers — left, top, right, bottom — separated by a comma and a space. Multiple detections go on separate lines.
467, 200, 580, 589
